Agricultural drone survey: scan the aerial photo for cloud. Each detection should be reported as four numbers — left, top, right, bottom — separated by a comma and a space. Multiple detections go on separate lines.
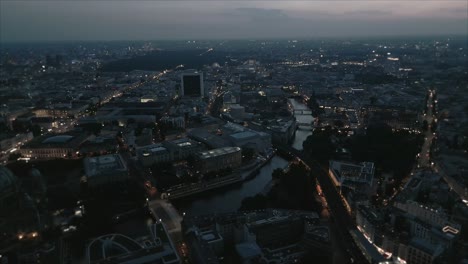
232, 8, 290, 22
439, 7, 468, 15
344, 10, 392, 16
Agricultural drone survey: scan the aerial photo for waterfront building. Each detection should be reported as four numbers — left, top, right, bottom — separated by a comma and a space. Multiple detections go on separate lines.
223, 122, 272, 154
136, 138, 204, 167
197, 147, 242, 174
164, 138, 205, 161
249, 118, 297, 145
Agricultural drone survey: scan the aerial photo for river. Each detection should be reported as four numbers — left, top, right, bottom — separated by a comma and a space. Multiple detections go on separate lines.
289, 98, 314, 150
174, 98, 313, 216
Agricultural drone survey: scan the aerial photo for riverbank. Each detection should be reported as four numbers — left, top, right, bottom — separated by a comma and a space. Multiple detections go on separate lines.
173, 156, 288, 215
163, 150, 276, 200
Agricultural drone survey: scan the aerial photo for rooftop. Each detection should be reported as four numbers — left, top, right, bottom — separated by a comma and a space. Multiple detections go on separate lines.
235, 242, 262, 259
199, 147, 241, 160
84, 154, 127, 177
87, 223, 180, 264
41, 135, 74, 144
329, 160, 375, 186
230, 131, 257, 140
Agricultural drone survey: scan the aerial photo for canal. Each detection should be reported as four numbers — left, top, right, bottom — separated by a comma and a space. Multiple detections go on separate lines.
174, 98, 313, 216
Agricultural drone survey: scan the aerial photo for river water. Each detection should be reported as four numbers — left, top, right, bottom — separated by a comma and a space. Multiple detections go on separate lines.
289, 98, 314, 150
174, 98, 313, 216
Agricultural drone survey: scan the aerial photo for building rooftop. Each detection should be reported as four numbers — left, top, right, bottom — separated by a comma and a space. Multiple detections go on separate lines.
230, 131, 257, 140
22, 132, 89, 149
87, 223, 180, 264
41, 135, 74, 144
199, 147, 241, 160
329, 160, 375, 186
84, 154, 127, 177
235, 242, 262, 259
200, 229, 222, 243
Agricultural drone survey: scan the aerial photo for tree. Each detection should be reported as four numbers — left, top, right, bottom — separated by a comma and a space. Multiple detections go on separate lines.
333, 120, 344, 128
186, 155, 196, 169
0, 123, 11, 134
111, 120, 120, 127
81, 123, 102, 135
349, 123, 423, 184
272, 168, 284, 180
127, 118, 136, 125
30, 124, 42, 137
239, 194, 268, 211
303, 131, 335, 163
8, 153, 22, 161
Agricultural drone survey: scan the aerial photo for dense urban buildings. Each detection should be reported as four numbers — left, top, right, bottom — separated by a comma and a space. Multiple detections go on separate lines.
0, 6, 467, 262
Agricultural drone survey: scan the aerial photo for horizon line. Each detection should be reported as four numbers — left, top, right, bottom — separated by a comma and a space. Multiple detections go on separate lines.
1, 33, 467, 44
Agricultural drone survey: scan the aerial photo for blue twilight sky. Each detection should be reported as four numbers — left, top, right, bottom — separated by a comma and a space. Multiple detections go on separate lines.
1, 1, 467, 42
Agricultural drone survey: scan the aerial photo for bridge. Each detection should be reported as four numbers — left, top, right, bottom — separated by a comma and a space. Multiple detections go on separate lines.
275, 144, 370, 264
297, 122, 312, 126
294, 109, 312, 115
296, 126, 312, 131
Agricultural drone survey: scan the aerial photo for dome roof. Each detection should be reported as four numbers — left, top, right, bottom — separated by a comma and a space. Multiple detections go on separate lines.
29, 168, 42, 178
0, 166, 19, 194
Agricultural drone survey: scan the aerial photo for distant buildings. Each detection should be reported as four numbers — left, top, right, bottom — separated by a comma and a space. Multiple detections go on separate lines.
34, 103, 88, 119
182, 209, 326, 264
364, 107, 420, 131
180, 72, 204, 98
